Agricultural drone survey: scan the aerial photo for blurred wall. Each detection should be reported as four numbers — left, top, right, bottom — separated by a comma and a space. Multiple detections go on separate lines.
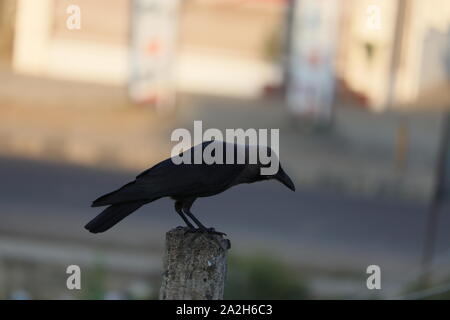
13, 0, 129, 84
176, 0, 283, 97
11, 0, 283, 98
337, 0, 398, 109
10, 0, 450, 105
337, 0, 450, 110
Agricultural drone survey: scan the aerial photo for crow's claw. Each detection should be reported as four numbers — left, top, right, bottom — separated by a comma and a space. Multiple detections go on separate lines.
184, 228, 198, 235
184, 227, 226, 237
206, 228, 227, 236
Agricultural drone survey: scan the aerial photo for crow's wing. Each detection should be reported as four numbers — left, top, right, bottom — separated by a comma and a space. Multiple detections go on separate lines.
92, 158, 246, 207
92, 141, 249, 207
136, 159, 246, 197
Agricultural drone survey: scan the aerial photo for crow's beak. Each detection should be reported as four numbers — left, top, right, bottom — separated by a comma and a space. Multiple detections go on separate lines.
275, 168, 296, 192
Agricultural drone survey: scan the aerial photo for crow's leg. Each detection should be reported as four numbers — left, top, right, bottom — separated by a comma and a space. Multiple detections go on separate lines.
181, 198, 227, 236
180, 197, 208, 229
184, 210, 208, 230
174, 201, 195, 229
184, 210, 227, 236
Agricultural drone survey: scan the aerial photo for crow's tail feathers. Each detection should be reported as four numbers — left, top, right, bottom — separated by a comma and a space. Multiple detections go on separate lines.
91, 180, 157, 207
85, 200, 146, 233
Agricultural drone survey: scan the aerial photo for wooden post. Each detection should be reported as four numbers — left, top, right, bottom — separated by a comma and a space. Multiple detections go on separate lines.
159, 227, 231, 300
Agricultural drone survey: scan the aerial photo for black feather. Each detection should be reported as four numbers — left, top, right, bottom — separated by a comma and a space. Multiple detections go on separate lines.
85, 201, 147, 233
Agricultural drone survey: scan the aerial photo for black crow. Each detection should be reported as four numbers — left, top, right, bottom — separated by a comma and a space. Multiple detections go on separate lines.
85, 141, 295, 235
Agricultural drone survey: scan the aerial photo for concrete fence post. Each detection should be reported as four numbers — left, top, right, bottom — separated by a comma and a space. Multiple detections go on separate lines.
159, 227, 231, 300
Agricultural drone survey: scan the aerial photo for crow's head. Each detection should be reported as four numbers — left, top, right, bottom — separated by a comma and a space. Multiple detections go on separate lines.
273, 166, 296, 191
251, 145, 295, 192
259, 165, 296, 192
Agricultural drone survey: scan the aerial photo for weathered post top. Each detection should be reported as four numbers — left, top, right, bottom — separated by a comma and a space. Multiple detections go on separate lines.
159, 227, 231, 300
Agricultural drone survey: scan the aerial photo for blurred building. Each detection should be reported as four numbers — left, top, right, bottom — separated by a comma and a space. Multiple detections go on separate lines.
337, 0, 450, 110
6, 0, 450, 108
13, 0, 130, 85
11, 0, 284, 98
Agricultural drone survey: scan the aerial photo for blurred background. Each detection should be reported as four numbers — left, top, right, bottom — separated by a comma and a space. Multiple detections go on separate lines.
0, 0, 449, 299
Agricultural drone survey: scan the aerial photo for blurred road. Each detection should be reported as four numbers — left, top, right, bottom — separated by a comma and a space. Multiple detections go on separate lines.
1, 155, 449, 289
0, 70, 444, 203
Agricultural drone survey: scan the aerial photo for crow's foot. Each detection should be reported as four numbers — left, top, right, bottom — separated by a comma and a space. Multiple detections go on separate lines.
205, 227, 227, 236
184, 227, 227, 237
